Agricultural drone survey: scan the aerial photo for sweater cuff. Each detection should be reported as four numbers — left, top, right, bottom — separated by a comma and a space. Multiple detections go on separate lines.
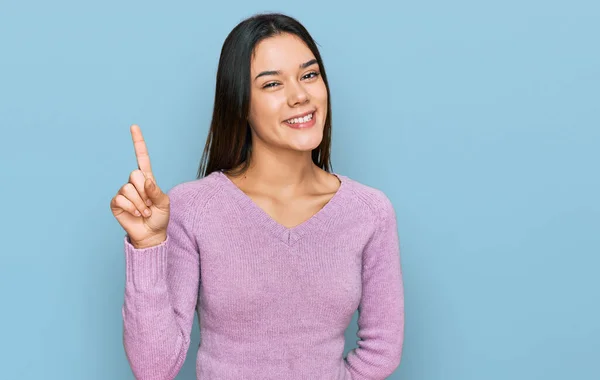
123, 235, 169, 291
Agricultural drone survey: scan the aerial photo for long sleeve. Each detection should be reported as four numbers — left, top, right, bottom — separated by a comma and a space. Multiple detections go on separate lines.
344, 193, 405, 380
121, 184, 201, 380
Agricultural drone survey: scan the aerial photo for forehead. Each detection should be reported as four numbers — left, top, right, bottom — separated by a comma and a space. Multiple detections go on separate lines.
251, 33, 315, 73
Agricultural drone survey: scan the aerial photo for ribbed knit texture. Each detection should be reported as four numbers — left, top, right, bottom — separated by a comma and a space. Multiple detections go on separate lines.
122, 170, 404, 380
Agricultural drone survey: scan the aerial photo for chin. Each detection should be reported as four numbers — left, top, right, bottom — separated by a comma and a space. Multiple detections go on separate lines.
289, 133, 323, 152
277, 116, 325, 151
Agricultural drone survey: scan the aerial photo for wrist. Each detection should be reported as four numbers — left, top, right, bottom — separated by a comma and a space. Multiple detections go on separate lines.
129, 233, 167, 249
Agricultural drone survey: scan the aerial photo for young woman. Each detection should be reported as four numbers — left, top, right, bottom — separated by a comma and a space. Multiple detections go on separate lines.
110, 12, 404, 380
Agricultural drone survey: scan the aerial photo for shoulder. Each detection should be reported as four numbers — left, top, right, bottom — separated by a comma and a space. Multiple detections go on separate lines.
338, 173, 397, 223
165, 171, 224, 213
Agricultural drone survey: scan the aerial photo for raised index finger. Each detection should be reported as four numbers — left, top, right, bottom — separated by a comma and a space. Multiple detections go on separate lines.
130, 124, 154, 179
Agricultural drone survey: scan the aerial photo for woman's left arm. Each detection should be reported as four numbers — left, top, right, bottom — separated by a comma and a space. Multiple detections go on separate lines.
345, 193, 405, 380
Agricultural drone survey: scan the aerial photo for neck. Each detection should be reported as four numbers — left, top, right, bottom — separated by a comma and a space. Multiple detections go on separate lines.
231, 141, 323, 196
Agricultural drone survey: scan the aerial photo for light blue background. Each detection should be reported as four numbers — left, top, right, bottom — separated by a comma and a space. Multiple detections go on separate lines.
1, 0, 598, 379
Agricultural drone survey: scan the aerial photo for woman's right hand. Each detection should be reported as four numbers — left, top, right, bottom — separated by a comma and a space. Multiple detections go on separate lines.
110, 124, 171, 249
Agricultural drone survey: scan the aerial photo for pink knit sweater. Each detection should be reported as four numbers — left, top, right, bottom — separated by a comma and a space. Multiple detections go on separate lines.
122, 170, 404, 379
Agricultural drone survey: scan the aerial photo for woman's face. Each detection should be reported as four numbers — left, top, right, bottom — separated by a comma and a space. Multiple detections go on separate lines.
247, 33, 328, 153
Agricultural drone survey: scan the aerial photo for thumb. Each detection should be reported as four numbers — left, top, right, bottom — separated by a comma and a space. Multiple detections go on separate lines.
145, 178, 168, 208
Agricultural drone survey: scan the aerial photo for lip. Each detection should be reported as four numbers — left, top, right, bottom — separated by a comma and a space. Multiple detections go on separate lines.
282, 109, 316, 123
283, 110, 317, 129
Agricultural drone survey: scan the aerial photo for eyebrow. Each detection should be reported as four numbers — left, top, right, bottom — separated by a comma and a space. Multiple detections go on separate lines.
254, 58, 319, 81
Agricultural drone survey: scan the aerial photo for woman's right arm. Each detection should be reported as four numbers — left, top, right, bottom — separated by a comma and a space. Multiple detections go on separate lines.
110, 125, 200, 379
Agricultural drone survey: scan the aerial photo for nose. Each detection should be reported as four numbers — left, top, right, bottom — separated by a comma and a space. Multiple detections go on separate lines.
286, 80, 309, 107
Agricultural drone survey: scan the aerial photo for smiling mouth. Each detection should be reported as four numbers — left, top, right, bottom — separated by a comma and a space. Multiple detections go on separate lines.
284, 111, 315, 125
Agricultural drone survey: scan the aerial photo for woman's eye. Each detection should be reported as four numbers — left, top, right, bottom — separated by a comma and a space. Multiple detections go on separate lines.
303, 71, 320, 80
262, 72, 319, 89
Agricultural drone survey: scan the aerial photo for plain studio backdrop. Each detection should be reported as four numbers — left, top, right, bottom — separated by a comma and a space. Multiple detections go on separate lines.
0, 1, 598, 379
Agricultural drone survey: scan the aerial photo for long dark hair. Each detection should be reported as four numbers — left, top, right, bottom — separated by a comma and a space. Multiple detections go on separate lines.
196, 12, 333, 179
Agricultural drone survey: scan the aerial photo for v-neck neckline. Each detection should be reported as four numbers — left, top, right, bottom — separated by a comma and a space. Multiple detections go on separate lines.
214, 170, 349, 246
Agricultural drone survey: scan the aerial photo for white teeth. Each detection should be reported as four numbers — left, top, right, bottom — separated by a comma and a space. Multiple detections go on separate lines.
286, 112, 313, 124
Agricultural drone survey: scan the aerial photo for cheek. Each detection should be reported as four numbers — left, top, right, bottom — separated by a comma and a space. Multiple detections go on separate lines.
249, 93, 285, 127
314, 84, 328, 119
314, 82, 328, 106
